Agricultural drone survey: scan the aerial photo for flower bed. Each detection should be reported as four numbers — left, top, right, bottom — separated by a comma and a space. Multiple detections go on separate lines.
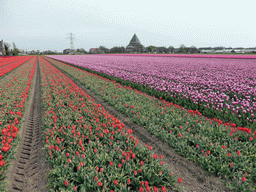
47, 55, 256, 129
0, 56, 36, 189
39, 57, 176, 191
45, 56, 256, 191
0, 56, 33, 77
0, 56, 31, 67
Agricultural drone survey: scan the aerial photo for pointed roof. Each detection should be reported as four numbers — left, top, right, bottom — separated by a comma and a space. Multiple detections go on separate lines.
129, 34, 141, 45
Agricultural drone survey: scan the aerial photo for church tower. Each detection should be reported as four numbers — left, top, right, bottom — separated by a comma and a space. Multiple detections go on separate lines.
126, 34, 144, 53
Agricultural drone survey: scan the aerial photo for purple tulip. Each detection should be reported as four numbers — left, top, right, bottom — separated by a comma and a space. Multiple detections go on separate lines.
47, 54, 256, 122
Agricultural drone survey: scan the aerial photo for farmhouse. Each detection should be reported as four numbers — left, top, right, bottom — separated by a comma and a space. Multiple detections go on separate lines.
89, 48, 103, 54
0, 40, 6, 56
63, 49, 71, 54
199, 47, 213, 54
126, 34, 144, 53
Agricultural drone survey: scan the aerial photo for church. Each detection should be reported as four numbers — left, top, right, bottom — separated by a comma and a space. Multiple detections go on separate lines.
126, 34, 144, 53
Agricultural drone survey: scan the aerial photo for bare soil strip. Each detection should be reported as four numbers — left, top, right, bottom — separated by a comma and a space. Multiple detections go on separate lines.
47, 59, 233, 192
6, 58, 50, 192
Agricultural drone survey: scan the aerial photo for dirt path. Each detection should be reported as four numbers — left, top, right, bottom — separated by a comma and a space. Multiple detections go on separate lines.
46, 58, 233, 192
6, 57, 50, 192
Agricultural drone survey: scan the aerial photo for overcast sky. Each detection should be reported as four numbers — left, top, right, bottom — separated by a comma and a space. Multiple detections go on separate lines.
1, 0, 255, 52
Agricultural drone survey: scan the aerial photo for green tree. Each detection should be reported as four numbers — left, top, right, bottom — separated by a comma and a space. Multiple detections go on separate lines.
179, 44, 187, 53
168, 46, 174, 53
190, 45, 198, 53
99, 46, 110, 53
99, 46, 106, 50
4, 43, 11, 56
110, 46, 125, 53
146, 46, 156, 53
13, 48, 20, 56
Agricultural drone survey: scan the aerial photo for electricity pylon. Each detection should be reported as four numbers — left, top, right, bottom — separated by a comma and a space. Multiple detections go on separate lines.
68, 33, 75, 52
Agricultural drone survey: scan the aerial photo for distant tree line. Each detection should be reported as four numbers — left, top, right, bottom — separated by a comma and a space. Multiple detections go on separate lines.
97, 44, 199, 54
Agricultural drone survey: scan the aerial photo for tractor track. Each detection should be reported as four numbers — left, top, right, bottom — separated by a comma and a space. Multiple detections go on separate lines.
6, 57, 50, 192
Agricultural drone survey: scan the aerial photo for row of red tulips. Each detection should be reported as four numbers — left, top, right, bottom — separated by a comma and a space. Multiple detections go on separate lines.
0, 56, 30, 67
39, 56, 178, 191
0, 56, 36, 190
0, 56, 33, 78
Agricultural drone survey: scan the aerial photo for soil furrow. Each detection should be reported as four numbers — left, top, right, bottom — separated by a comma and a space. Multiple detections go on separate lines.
47, 58, 233, 192
6, 57, 50, 192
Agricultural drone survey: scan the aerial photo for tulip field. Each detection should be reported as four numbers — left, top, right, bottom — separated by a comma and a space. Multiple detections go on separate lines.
45, 54, 256, 191
47, 54, 256, 130
1, 54, 256, 191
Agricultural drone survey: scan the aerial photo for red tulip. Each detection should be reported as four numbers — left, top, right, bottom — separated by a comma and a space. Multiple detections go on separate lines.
0, 160, 5, 167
